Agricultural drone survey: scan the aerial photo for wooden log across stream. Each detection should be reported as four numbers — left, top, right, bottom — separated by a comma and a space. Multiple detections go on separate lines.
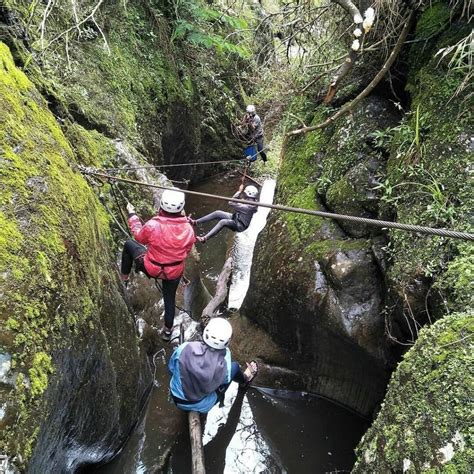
188, 411, 205, 473
188, 254, 234, 474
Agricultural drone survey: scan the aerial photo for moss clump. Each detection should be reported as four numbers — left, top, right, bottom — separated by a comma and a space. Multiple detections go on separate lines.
354, 313, 474, 472
0, 41, 113, 463
65, 123, 116, 167
278, 109, 334, 244
383, 17, 473, 312
29, 352, 54, 397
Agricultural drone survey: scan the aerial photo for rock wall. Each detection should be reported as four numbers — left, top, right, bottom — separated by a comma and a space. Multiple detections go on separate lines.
1, 0, 244, 183
0, 0, 250, 470
244, 98, 399, 415
0, 42, 148, 470
354, 313, 473, 472
355, 4, 473, 468
244, 2, 472, 421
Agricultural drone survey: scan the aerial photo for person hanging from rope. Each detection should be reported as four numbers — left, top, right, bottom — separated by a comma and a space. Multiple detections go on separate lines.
169, 318, 259, 413
120, 189, 196, 341
242, 104, 267, 163
189, 184, 259, 243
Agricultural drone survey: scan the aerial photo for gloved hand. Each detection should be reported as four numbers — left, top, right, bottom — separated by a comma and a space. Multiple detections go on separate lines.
126, 202, 136, 214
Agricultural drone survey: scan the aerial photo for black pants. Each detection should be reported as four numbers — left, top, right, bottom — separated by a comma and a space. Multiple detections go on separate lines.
121, 240, 181, 329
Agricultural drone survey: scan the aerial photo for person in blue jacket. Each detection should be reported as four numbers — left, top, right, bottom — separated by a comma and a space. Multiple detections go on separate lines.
168, 318, 258, 414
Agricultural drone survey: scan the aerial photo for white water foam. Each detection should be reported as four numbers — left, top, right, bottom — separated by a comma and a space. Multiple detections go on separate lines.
228, 179, 276, 310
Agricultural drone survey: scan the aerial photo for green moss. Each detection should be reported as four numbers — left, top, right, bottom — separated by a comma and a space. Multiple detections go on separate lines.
28, 352, 54, 397
306, 238, 369, 260
65, 123, 116, 167
384, 22, 473, 312
278, 110, 332, 244
0, 41, 114, 463
354, 313, 474, 472
415, 2, 451, 39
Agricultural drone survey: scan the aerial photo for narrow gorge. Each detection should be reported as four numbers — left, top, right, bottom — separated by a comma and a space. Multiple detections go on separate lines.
0, 0, 472, 472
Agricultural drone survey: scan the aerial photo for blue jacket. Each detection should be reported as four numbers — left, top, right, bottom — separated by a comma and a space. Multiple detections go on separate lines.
169, 341, 232, 413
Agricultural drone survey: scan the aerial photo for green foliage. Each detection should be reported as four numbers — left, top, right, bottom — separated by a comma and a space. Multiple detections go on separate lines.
354, 313, 474, 472
375, 164, 457, 226
170, 0, 251, 58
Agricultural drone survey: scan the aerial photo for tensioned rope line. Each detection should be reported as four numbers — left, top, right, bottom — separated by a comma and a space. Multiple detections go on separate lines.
79, 168, 474, 241
104, 158, 247, 172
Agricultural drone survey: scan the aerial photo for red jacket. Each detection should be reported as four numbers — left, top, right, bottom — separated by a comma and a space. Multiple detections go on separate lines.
128, 213, 196, 280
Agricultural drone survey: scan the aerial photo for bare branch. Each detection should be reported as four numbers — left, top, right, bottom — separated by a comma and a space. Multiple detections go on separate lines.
287, 11, 414, 137
41, 0, 105, 52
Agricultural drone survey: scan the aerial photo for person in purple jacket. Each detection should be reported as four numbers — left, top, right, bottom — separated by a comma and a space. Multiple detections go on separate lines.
168, 318, 258, 413
189, 184, 259, 243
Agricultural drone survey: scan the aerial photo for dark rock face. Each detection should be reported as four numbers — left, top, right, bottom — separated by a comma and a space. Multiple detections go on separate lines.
244, 217, 389, 416
243, 97, 402, 416
0, 43, 150, 471
29, 296, 149, 472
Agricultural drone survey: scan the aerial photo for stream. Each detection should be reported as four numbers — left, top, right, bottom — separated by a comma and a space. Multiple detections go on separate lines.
90, 172, 368, 473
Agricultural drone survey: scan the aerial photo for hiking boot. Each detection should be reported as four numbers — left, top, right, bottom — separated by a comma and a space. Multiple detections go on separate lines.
161, 327, 172, 342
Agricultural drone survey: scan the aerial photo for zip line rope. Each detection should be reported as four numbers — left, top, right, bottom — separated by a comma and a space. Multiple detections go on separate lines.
79, 167, 474, 241
104, 158, 247, 172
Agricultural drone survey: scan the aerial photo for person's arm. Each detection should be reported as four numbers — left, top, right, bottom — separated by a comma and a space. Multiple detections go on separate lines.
228, 185, 244, 209
126, 203, 152, 244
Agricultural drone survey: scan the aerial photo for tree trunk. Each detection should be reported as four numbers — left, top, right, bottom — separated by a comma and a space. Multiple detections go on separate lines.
188, 411, 205, 474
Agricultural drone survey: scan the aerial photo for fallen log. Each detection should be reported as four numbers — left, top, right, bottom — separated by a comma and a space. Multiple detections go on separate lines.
201, 256, 233, 323
188, 411, 205, 473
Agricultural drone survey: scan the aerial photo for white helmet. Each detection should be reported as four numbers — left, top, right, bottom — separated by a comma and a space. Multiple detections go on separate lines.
160, 188, 185, 213
246, 104, 256, 114
244, 185, 258, 198
203, 317, 232, 350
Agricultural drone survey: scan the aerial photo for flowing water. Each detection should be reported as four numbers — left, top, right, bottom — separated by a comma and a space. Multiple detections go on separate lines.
90, 172, 368, 474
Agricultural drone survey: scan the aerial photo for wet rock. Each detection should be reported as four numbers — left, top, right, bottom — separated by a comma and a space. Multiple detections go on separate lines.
0, 354, 12, 385
326, 157, 383, 237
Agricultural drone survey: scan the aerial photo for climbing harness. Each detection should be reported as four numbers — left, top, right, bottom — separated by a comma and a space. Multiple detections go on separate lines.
79, 168, 474, 241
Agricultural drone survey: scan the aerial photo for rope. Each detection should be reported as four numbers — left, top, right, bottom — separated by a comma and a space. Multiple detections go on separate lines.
110, 182, 132, 237
79, 167, 474, 241
104, 158, 246, 172
240, 162, 249, 186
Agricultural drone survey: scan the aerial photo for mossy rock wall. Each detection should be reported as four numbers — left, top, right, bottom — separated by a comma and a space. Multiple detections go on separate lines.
243, 100, 400, 416
354, 5, 473, 469
382, 10, 473, 326
2, 0, 243, 183
354, 313, 474, 472
0, 42, 148, 470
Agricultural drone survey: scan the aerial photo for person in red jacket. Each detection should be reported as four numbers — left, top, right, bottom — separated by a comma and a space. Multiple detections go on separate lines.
120, 189, 196, 341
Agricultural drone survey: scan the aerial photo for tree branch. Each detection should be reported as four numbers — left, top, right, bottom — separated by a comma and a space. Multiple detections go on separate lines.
287, 11, 414, 137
